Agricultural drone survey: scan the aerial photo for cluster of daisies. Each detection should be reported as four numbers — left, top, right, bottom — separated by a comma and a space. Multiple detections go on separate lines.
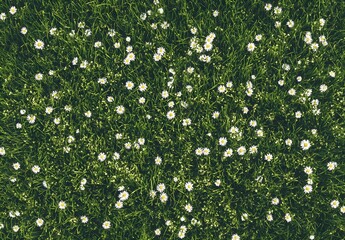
0, 1, 343, 239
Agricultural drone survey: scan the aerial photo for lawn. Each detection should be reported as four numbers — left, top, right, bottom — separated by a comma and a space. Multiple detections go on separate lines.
0, 0, 345, 239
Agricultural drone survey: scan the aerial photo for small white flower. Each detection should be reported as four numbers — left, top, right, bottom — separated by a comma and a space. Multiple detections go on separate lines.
115, 201, 123, 209
247, 42, 256, 52
304, 166, 313, 175
303, 184, 313, 193
32, 165, 40, 174
330, 200, 339, 208
213, 10, 219, 17
34, 39, 44, 50
264, 3, 272, 11
266, 213, 273, 221
13, 162, 20, 170
264, 153, 273, 162
160, 193, 168, 203
81, 216, 89, 223
116, 105, 125, 114
185, 203, 193, 212
215, 179, 221, 186
327, 162, 338, 171
166, 110, 175, 120
295, 111, 302, 119
36, 218, 44, 227
286, 20, 294, 28
300, 139, 311, 150
58, 201, 67, 209
155, 228, 161, 236
84, 111, 92, 118
285, 213, 292, 222
237, 146, 246, 156
274, 6, 282, 15
102, 221, 111, 229
21, 27, 28, 35
272, 197, 280, 205
329, 71, 336, 78
98, 77, 107, 85
13, 225, 20, 232
0, 147, 5, 156
35, 73, 43, 81
320, 84, 328, 92
9, 6, 17, 15
185, 182, 193, 191
218, 137, 227, 146
98, 152, 107, 162
340, 206, 345, 214
45, 107, 53, 114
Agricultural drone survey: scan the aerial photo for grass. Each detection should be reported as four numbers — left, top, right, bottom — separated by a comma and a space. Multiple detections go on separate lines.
0, 0, 345, 239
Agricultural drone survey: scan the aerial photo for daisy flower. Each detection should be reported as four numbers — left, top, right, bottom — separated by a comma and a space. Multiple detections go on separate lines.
58, 201, 67, 210
218, 137, 227, 146
327, 162, 338, 171
272, 197, 280, 205
232, 234, 240, 240
80, 216, 88, 223
285, 213, 292, 222
331, 200, 339, 208
166, 110, 175, 120
102, 221, 111, 229
116, 105, 125, 114
303, 184, 313, 193
185, 203, 193, 212
21, 27, 28, 35
36, 218, 44, 227
237, 146, 246, 155
160, 193, 168, 203
247, 42, 256, 52
185, 182, 193, 191
98, 152, 107, 162
125, 81, 135, 90
300, 140, 311, 150
115, 201, 123, 209
9, 6, 17, 15
32, 165, 40, 174
304, 166, 313, 175
34, 39, 44, 50
0, 147, 5, 156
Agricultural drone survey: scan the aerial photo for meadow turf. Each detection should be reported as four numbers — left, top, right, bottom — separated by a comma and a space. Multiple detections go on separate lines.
0, 0, 345, 239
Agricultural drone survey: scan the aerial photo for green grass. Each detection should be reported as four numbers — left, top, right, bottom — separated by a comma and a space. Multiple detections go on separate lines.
0, 0, 345, 239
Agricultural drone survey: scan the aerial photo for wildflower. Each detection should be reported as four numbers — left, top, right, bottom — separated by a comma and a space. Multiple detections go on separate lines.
80, 216, 88, 223
58, 201, 66, 209
98, 153, 106, 162
9, 6, 17, 15
0, 147, 5, 156
34, 39, 44, 50
36, 218, 44, 227
115, 201, 123, 209
272, 197, 280, 205
247, 42, 256, 52
300, 140, 311, 150
330, 200, 339, 208
185, 182, 193, 191
160, 193, 168, 203
327, 162, 338, 171
102, 221, 111, 229
285, 213, 292, 222
21, 27, 28, 35
304, 166, 313, 175
303, 184, 313, 193
32, 165, 40, 174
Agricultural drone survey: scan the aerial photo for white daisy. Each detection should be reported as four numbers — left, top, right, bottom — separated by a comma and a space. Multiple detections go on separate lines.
34, 39, 44, 50
102, 221, 111, 229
